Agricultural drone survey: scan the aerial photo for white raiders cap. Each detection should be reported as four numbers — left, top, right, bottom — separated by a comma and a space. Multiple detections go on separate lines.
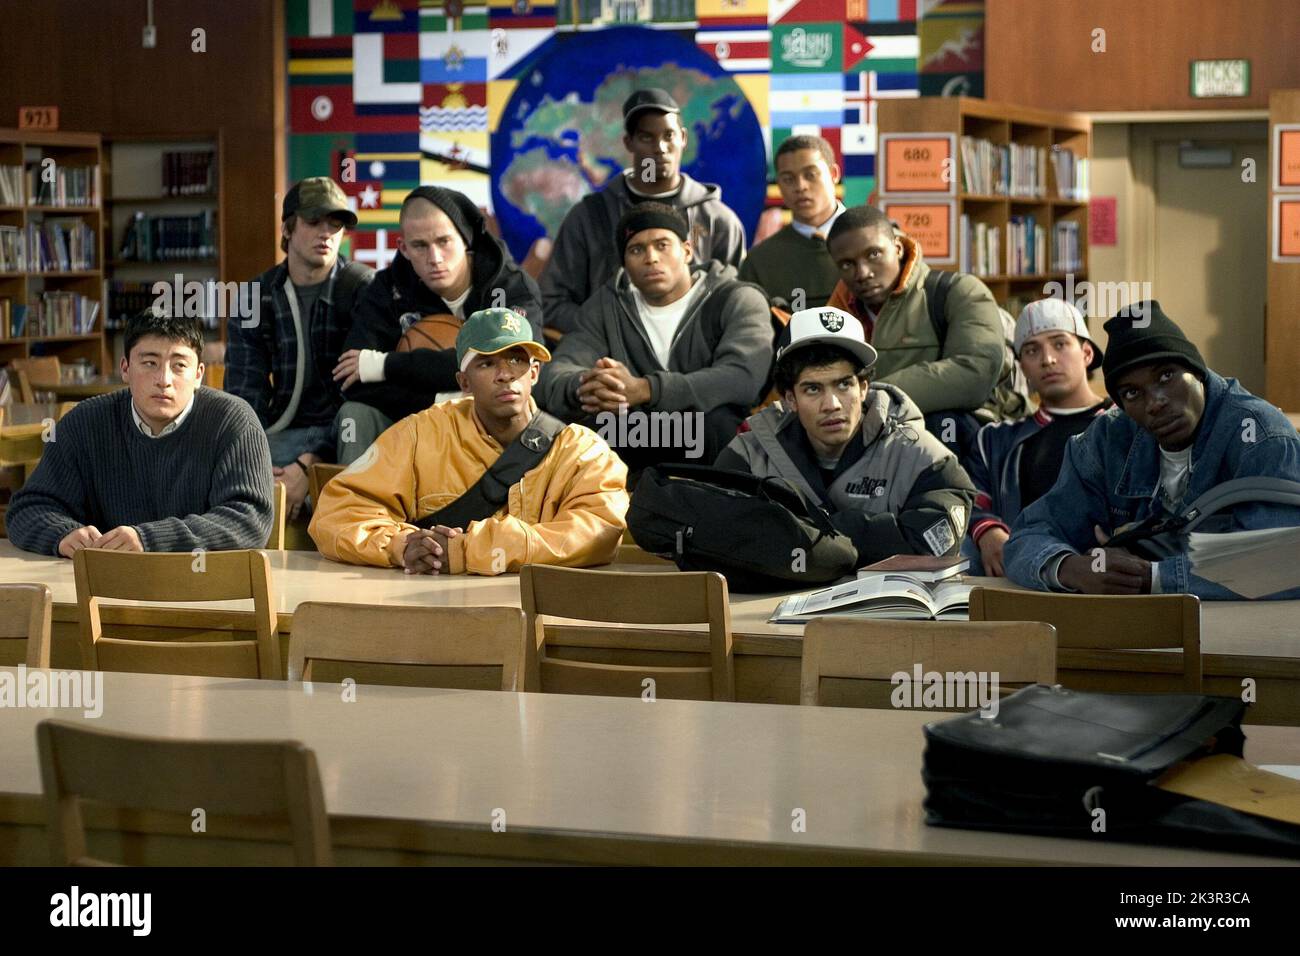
778, 306, 878, 371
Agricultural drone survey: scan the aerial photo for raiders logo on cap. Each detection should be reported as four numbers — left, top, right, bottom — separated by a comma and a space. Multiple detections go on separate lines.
819, 310, 845, 332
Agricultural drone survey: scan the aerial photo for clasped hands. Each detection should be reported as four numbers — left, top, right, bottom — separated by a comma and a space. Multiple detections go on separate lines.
58, 525, 143, 557
577, 357, 651, 415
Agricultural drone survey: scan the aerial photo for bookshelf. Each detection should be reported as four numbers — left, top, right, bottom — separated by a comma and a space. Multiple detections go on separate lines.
103, 133, 225, 363
877, 97, 1091, 317
0, 128, 107, 375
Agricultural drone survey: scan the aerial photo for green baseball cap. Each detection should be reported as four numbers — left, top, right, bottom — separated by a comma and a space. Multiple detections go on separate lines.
455, 308, 551, 370
282, 177, 357, 228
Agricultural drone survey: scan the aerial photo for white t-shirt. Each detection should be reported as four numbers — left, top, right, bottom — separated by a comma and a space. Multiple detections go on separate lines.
1158, 445, 1192, 509
632, 276, 705, 369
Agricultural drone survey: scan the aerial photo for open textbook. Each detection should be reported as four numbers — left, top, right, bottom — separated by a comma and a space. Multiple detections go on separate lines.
770, 575, 972, 624
1188, 527, 1300, 598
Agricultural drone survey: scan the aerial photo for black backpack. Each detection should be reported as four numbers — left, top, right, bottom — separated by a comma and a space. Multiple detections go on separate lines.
627, 464, 859, 593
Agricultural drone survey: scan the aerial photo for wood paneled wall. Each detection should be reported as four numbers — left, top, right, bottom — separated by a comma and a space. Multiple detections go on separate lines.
987, 0, 1300, 113
0, 0, 285, 281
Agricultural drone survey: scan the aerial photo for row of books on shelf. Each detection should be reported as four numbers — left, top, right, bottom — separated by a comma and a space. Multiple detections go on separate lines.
0, 292, 99, 339
106, 280, 221, 331
959, 216, 1000, 277
162, 151, 216, 196
1005, 215, 1047, 276
0, 163, 100, 207
0, 220, 98, 272
958, 216, 1086, 277
959, 138, 1089, 201
117, 210, 217, 262
1052, 148, 1089, 202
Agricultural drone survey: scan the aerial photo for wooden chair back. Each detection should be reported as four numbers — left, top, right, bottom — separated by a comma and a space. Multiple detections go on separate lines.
308, 463, 345, 505
519, 564, 734, 701
11, 357, 61, 400
968, 588, 1202, 691
73, 549, 280, 679
37, 719, 331, 866
267, 481, 286, 549
801, 618, 1057, 708
0, 583, 53, 667
289, 602, 528, 690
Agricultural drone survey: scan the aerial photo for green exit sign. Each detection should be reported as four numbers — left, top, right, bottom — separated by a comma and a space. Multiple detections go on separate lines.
1190, 59, 1250, 98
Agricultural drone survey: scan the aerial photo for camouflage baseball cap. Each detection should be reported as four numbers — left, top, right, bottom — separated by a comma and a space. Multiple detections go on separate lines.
282, 177, 357, 228
455, 308, 551, 370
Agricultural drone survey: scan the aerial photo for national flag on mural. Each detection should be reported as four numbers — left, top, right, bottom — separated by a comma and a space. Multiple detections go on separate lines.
770, 73, 842, 128
420, 29, 490, 83
842, 68, 917, 125
843, 25, 918, 73
767, 0, 842, 24
487, 27, 553, 80
488, 0, 557, 29
421, 82, 488, 133
354, 0, 421, 33
770, 22, 841, 73
844, 0, 920, 19
420, 0, 490, 31
696, 16, 771, 74
287, 0, 353, 37
839, 121, 876, 178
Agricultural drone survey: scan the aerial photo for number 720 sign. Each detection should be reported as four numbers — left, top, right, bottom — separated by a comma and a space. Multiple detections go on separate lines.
879, 199, 957, 265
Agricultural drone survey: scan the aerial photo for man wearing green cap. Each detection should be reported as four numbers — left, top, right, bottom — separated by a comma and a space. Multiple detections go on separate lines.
310, 307, 629, 573
227, 177, 373, 521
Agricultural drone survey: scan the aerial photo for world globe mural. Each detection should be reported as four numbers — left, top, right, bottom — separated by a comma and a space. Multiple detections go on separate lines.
489, 26, 768, 264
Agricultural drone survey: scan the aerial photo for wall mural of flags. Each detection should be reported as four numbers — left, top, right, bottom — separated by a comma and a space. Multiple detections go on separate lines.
286, 0, 983, 265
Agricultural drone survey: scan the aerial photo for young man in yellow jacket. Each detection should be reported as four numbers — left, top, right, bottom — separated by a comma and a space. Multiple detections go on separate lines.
309, 307, 629, 574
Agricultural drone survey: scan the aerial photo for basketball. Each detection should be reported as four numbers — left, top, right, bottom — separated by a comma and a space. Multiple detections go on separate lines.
397, 313, 462, 352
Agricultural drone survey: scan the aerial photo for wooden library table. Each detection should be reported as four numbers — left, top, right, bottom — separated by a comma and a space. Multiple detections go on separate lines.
0, 667, 1295, 866
1, 541, 1299, 723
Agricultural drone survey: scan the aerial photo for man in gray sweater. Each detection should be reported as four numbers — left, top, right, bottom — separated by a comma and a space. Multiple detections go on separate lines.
7, 309, 274, 557
537, 202, 773, 470
539, 88, 748, 335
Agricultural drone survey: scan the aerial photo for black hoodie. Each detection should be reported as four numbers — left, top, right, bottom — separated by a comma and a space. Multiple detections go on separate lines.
340, 205, 543, 422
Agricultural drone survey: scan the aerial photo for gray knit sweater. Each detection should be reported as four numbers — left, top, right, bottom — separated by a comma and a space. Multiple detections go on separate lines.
6, 388, 274, 556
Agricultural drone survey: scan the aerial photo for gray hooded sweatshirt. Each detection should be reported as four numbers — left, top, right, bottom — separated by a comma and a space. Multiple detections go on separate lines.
540, 171, 748, 334
538, 260, 774, 419
714, 383, 976, 564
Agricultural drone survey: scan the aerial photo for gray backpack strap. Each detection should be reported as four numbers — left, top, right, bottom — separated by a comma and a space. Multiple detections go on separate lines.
1181, 477, 1300, 533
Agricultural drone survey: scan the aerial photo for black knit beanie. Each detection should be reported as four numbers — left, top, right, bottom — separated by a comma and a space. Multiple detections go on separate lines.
616, 202, 689, 258
1102, 300, 1208, 397
402, 185, 484, 246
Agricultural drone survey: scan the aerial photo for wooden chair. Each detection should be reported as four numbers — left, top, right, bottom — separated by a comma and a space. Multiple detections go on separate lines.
288, 603, 528, 690
267, 481, 286, 549
0, 583, 53, 667
10, 357, 61, 402
801, 618, 1057, 708
968, 588, 1202, 692
73, 549, 280, 679
37, 719, 331, 866
519, 564, 735, 701
308, 462, 345, 505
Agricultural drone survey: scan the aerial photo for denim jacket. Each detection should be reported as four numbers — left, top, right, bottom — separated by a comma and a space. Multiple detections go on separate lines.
1003, 371, 1300, 599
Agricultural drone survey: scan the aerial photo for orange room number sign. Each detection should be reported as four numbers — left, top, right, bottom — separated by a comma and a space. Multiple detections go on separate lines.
880, 200, 956, 265
18, 106, 59, 131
